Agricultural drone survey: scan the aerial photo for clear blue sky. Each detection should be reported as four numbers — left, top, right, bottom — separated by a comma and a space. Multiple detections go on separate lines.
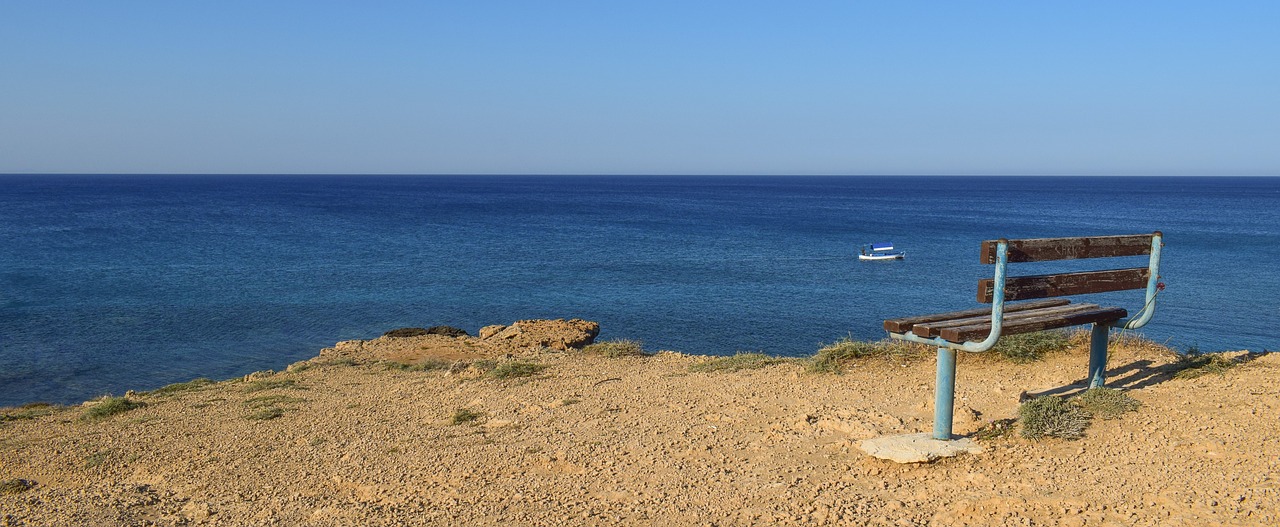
2, 1, 1277, 175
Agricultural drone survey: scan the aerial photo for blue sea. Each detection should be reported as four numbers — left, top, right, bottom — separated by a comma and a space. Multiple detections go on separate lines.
1, 175, 1277, 406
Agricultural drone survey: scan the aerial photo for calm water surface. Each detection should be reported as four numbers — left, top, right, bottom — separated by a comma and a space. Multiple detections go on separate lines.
1, 175, 1276, 405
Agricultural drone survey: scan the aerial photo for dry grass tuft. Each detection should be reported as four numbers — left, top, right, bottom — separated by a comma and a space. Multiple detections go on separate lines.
690, 353, 788, 373
1172, 347, 1241, 379
0, 479, 36, 495
487, 361, 548, 379
1074, 387, 1141, 419
808, 336, 930, 373
146, 378, 216, 396
81, 397, 145, 421
583, 339, 647, 358
450, 408, 483, 425
1, 402, 60, 423
1018, 395, 1091, 440
242, 378, 298, 393
382, 359, 451, 372
991, 330, 1072, 363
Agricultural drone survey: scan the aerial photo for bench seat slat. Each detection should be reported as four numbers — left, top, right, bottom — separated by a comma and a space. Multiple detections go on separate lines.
883, 298, 1070, 333
977, 267, 1150, 303
981, 234, 1156, 264
911, 302, 1103, 338
938, 306, 1128, 342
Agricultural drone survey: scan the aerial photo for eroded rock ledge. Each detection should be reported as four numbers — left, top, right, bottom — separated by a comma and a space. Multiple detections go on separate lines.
317, 318, 601, 366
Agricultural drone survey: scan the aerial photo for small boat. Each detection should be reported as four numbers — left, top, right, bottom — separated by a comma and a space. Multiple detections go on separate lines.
859, 242, 905, 261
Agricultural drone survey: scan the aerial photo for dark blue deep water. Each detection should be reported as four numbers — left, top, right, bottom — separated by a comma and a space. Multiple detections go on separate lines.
2, 175, 1277, 406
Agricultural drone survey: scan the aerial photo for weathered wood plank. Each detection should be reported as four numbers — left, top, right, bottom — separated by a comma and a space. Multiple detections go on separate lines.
981, 233, 1157, 264
911, 302, 1101, 338
938, 306, 1128, 342
977, 267, 1150, 303
883, 298, 1070, 333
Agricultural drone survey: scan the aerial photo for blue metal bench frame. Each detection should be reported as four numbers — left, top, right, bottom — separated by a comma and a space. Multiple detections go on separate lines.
885, 232, 1164, 441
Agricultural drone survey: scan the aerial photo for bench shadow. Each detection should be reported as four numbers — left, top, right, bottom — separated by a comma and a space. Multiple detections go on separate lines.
1026, 352, 1270, 398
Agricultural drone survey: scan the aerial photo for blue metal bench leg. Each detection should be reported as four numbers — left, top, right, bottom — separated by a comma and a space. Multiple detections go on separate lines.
933, 346, 957, 440
1087, 323, 1109, 388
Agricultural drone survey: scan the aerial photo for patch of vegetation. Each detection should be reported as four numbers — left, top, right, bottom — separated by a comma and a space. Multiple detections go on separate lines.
561, 398, 581, 406
488, 361, 548, 379
146, 378, 216, 396
991, 330, 1071, 363
583, 339, 647, 357
81, 397, 146, 421
382, 359, 451, 372
241, 378, 298, 393
286, 361, 314, 374
1172, 347, 1240, 379
450, 408, 483, 425
808, 336, 930, 373
1018, 395, 1091, 440
0, 478, 36, 495
323, 358, 359, 367
1074, 387, 1141, 419
1, 402, 60, 422
689, 352, 785, 373
84, 449, 114, 468
244, 395, 305, 408
246, 407, 286, 421
973, 418, 1018, 441
243, 394, 304, 421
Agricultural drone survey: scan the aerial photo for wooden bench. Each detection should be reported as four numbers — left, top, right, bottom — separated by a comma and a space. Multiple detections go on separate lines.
884, 232, 1164, 441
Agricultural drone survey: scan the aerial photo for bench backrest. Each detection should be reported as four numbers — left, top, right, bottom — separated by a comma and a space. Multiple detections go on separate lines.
976, 233, 1162, 303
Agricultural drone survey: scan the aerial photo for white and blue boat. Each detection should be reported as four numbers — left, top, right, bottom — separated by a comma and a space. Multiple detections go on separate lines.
859, 242, 905, 261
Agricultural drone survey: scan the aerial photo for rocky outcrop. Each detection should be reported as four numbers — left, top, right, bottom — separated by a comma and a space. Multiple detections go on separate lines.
319, 319, 600, 365
478, 319, 600, 351
381, 326, 470, 338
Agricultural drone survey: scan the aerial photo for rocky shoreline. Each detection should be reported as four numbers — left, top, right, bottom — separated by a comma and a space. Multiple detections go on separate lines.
2, 320, 1277, 526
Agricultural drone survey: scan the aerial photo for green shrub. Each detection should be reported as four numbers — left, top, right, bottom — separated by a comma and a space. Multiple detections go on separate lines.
992, 330, 1071, 363
81, 397, 145, 421
488, 361, 548, 379
1074, 387, 1140, 419
1018, 395, 1091, 440
583, 339, 647, 357
450, 408, 483, 425
689, 353, 783, 373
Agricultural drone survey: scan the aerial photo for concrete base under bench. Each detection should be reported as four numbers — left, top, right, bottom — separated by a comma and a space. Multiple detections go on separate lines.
858, 433, 983, 463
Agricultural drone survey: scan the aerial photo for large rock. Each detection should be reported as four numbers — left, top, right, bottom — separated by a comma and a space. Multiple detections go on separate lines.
382, 325, 470, 338
480, 319, 600, 351
320, 319, 602, 364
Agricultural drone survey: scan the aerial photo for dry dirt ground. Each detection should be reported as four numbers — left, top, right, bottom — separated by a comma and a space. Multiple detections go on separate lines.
2, 321, 1277, 526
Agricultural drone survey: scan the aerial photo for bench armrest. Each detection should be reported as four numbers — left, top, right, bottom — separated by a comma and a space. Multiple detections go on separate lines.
888, 239, 1011, 352
1112, 232, 1164, 330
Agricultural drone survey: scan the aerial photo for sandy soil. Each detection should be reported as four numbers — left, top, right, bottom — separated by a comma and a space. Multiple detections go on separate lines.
2, 321, 1277, 526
